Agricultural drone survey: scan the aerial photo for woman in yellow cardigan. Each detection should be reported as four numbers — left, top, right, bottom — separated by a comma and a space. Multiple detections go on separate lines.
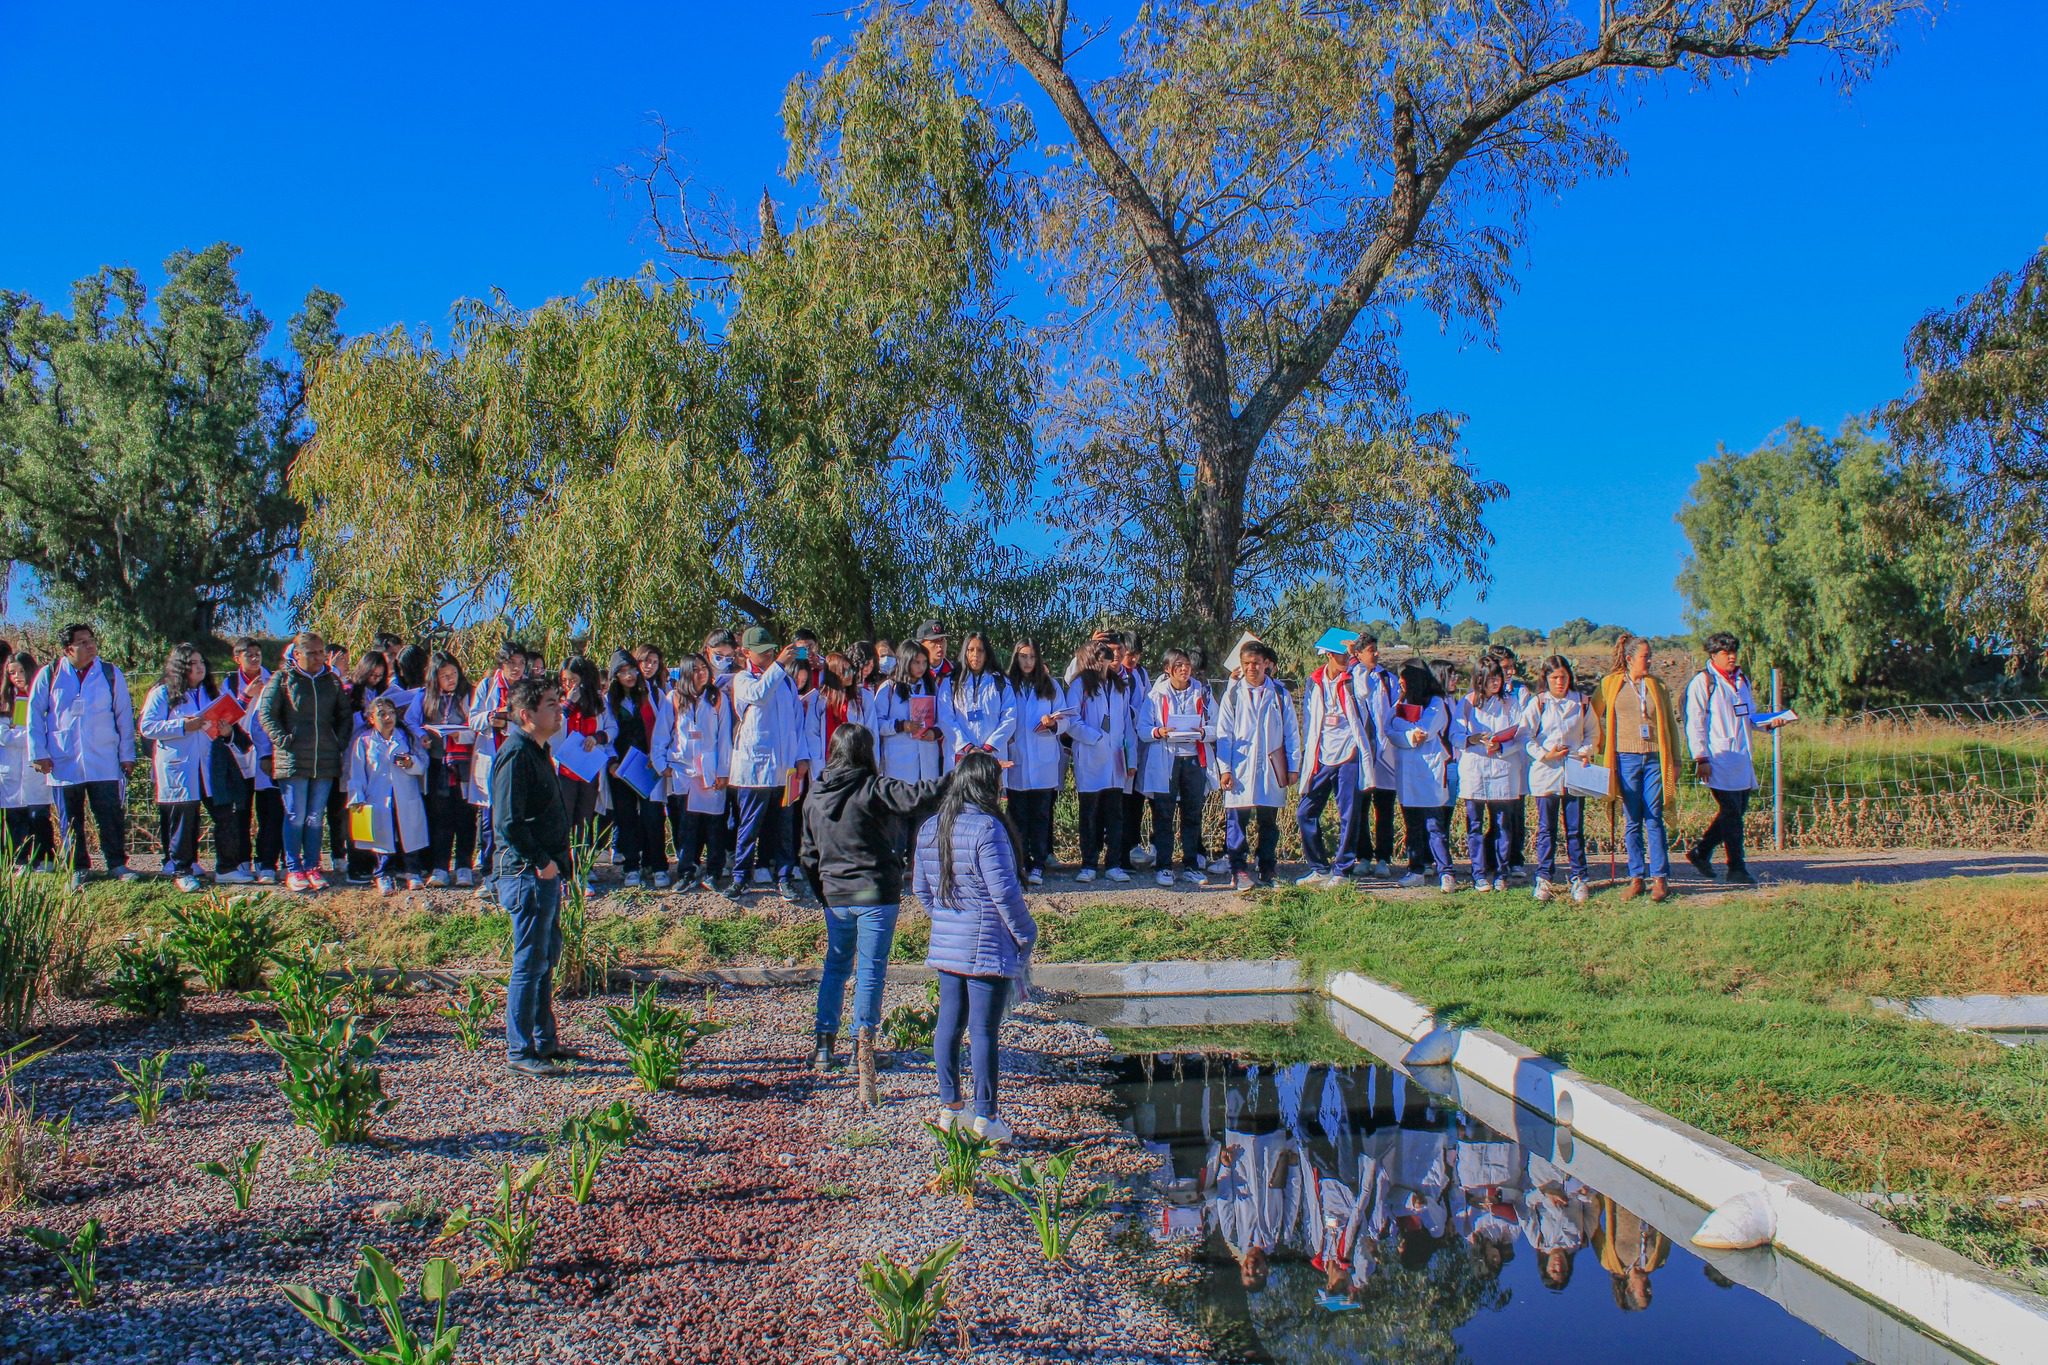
1590, 633, 1682, 902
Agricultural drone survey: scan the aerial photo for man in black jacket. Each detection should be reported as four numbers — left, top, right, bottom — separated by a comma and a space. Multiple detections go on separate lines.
491, 675, 574, 1077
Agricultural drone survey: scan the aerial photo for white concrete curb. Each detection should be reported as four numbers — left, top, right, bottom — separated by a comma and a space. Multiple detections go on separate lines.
1323, 971, 2048, 1365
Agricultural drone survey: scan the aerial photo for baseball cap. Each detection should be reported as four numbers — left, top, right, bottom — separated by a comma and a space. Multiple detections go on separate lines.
741, 626, 776, 652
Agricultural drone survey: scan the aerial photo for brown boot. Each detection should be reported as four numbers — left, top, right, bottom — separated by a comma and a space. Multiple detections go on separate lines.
856, 1028, 880, 1110
1621, 877, 1646, 901
1649, 877, 1670, 903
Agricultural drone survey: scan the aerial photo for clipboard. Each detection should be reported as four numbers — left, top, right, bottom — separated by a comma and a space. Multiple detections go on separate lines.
554, 734, 607, 784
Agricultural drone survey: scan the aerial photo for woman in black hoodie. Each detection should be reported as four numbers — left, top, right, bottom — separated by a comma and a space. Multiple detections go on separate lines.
799, 722, 946, 1091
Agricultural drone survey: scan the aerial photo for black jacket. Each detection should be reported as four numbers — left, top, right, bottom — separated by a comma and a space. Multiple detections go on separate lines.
257, 667, 350, 781
491, 727, 572, 879
799, 763, 945, 906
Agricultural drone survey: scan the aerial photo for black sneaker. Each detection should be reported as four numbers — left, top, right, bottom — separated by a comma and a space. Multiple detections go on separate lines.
1725, 866, 1756, 886
1685, 848, 1716, 881
541, 1045, 586, 1063
506, 1055, 564, 1078
776, 877, 802, 905
718, 876, 745, 901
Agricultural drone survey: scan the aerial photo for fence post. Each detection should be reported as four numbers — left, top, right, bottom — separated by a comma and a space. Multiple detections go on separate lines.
1771, 667, 1783, 851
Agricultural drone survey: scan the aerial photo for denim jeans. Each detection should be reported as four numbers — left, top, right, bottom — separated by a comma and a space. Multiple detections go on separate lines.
1534, 794, 1587, 882
815, 902, 900, 1036
935, 970, 1011, 1120
1296, 760, 1362, 874
1616, 752, 1670, 879
732, 786, 782, 877
1225, 805, 1279, 879
1151, 754, 1209, 870
278, 777, 333, 874
503, 871, 563, 1061
1465, 799, 1513, 882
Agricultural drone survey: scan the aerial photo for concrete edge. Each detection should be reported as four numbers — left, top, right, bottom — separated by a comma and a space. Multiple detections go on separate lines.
1322, 971, 2048, 1365
366, 959, 1306, 998
1873, 994, 2048, 1032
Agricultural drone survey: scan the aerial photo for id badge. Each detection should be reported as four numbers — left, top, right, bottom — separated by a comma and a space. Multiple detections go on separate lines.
1734, 702, 1750, 717
1639, 724, 1651, 741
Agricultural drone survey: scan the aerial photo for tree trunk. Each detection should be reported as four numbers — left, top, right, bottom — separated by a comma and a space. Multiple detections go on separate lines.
1182, 416, 1251, 670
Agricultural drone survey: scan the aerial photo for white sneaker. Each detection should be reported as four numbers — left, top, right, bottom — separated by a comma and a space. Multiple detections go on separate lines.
256, 866, 277, 884
114, 867, 139, 882
455, 868, 474, 887
933, 1106, 964, 1133
1181, 869, 1205, 885
1475, 880, 1496, 894
375, 875, 397, 895
1105, 867, 1130, 883
219, 867, 255, 885
609, 849, 625, 866
429, 869, 452, 888
1027, 869, 1044, 887
1130, 846, 1156, 867
1492, 877, 1506, 893
1439, 874, 1457, 893
1570, 878, 1590, 905
1398, 872, 1426, 888
1156, 870, 1176, 887
1075, 868, 1096, 883
173, 874, 202, 892
624, 871, 644, 888
1207, 856, 1231, 876
971, 1114, 1014, 1146
1295, 869, 1328, 886
1533, 878, 1554, 903
652, 871, 672, 890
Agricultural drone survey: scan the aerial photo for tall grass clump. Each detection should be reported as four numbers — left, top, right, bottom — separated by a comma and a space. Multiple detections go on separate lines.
0, 854, 78, 1032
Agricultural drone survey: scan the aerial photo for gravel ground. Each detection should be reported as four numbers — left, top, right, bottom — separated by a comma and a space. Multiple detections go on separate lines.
0, 986, 1211, 1365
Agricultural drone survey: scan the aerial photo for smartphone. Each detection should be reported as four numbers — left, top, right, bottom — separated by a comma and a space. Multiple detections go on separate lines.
794, 645, 809, 661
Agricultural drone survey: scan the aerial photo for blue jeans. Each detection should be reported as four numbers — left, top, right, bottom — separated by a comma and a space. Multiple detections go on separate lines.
732, 786, 782, 878
1225, 805, 1279, 879
1296, 760, 1362, 874
1616, 753, 1670, 879
935, 971, 1011, 1119
1465, 800, 1512, 881
503, 871, 563, 1060
278, 777, 333, 874
1534, 794, 1587, 882
816, 902, 900, 1036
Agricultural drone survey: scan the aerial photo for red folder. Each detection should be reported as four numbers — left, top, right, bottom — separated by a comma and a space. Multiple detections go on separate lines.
1395, 703, 1422, 723
197, 692, 245, 738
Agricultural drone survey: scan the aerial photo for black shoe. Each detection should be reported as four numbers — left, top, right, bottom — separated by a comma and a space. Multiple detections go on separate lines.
673, 870, 700, 894
776, 877, 801, 905
719, 876, 745, 901
506, 1055, 564, 1078
1685, 848, 1716, 881
1725, 866, 1756, 886
810, 1031, 837, 1071
542, 1045, 586, 1063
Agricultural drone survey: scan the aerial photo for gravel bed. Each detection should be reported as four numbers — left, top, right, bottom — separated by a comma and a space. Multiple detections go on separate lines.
0, 983, 1210, 1364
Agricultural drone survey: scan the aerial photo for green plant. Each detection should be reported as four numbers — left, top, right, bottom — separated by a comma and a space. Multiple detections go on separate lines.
2, 1038, 58, 1210
555, 832, 615, 997
38, 1109, 74, 1165
437, 978, 499, 1053
289, 1150, 347, 1185
553, 1099, 648, 1206
106, 936, 186, 1019
112, 1049, 172, 1126
925, 1121, 992, 1205
838, 1126, 886, 1150
22, 1217, 103, 1307
197, 1138, 265, 1210
181, 1060, 211, 1102
247, 943, 347, 1033
166, 892, 277, 992
880, 980, 940, 1052
440, 1156, 549, 1274
252, 1015, 396, 1145
987, 1146, 1113, 1262
597, 982, 727, 1093
0, 847, 74, 1032
339, 959, 382, 1017
856, 1239, 960, 1351
283, 1245, 464, 1365
378, 1191, 446, 1228
819, 1181, 855, 1199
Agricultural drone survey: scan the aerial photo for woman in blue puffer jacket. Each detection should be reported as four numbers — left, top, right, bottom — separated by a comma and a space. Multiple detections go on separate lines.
914, 750, 1037, 1146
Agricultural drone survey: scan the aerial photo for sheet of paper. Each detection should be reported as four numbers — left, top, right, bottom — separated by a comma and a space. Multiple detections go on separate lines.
1753, 708, 1800, 726
1564, 757, 1612, 798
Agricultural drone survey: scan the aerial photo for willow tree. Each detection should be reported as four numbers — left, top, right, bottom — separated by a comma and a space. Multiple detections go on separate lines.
805, 0, 1923, 651
296, 27, 1044, 650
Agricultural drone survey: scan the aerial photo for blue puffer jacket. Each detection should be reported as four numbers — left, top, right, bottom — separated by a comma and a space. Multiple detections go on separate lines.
915, 808, 1038, 978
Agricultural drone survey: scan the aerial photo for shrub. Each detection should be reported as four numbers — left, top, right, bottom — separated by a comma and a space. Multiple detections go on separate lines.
437, 978, 499, 1053
338, 958, 382, 1018
111, 1049, 172, 1126
1, 1038, 57, 1211
987, 1146, 1112, 1262
555, 833, 614, 997
181, 1061, 211, 1103
856, 1240, 960, 1351
252, 1016, 396, 1146
0, 861, 77, 1031
283, 1245, 464, 1365
166, 893, 277, 992
197, 1139, 264, 1210
925, 1121, 992, 1206
439, 1156, 549, 1273
40, 889, 99, 1000
22, 1217, 103, 1307
106, 936, 186, 1019
246, 944, 346, 1033
597, 983, 726, 1093
553, 1098, 648, 1206
880, 980, 940, 1052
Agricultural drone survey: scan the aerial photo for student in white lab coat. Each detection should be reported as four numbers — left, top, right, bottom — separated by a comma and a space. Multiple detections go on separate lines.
1391, 662, 1456, 891
1349, 634, 1401, 878
1066, 641, 1133, 883
939, 632, 1014, 773
418, 650, 477, 887
604, 649, 674, 889
27, 622, 139, 888
1522, 655, 1596, 904
1683, 632, 1789, 886
0, 652, 55, 869
1115, 636, 1154, 872
1212, 641, 1298, 892
726, 626, 809, 902
873, 641, 946, 863
226, 638, 283, 883
663, 653, 731, 892
139, 642, 253, 892
466, 639, 531, 902
1487, 645, 1535, 881
346, 696, 431, 894
1138, 648, 1217, 886
1003, 640, 1067, 886
1454, 659, 1527, 892
1296, 642, 1375, 885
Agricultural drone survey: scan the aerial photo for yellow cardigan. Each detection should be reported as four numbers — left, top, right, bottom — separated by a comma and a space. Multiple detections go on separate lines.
1590, 671, 1681, 811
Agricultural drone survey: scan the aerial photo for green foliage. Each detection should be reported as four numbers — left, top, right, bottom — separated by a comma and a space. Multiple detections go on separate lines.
439, 1156, 549, 1274
181, 1060, 211, 1103
23, 1217, 103, 1307
1678, 420, 1981, 711
0, 860, 75, 1032
246, 943, 348, 1033
377, 1192, 446, 1229
282, 1245, 465, 1365
0, 244, 340, 654
251, 1015, 396, 1146
552, 1098, 649, 1206
437, 977, 500, 1053
855, 1239, 960, 1351
166, 894, 277, 992
879, 979, 940, 1052
924, 1120, 991, 1204
337, 959, 382, 1018
597, 982, 727, 1093
289, 1150, 346, 1185
987, 1146, 1112, 1262
2, 1038, 57, 1210
111, 1049, 172, 1126
1448, 616, 1491, 646
555, 832, 609, 997
106, 934, 187, 1020
197, 1139, 264, 1211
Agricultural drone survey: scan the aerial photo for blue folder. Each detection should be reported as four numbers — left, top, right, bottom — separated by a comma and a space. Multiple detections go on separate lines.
615, 746, 664, 802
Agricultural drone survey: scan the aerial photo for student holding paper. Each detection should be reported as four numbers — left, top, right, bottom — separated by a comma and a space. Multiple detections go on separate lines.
1392, 662, 1456, 891
228, 638, 283, 884
603, 650, 671, 889
347, 696, 431, 894
1114, 636, 1154, 872
1140, 648, 1217, 887
874, 640, 946, 798
1349, 634, 1401, 879
1521, 656, 1595, 904
1683, 633, 1789, 886
663, 653, 730, 893
1455, 659, 1525, 892
1296, 633, 1374, 887
420, 651, 477, 887
1003, 640, 1066, 885
466, 640, 532, 904
553, 655, 610, 891
939, 633, 1014, 774
1591, 634, 1682, 903
146, 643, 253, 891
727, 627, 809, 903
1488, 645, 1535, 882
1066, 642, 1133, 883
1213, 640, 1299, 891
0, 652, 55, 870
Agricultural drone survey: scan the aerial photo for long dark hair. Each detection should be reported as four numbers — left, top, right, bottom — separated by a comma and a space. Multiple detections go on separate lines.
161, 642, 215, 703
824, 721, 878, 777
670, 652, 717, 713
606, 656, 649, 709
892, 639, 934, 701
949, 631, 1004, 703
935, 751, 1021, 902
1399, 661, 1444, 706
819, 651, 859, 714
1007, 638, 1057, 703
349, 650, 390, 716
429, 650, 472, 702
1, 650, 37, 709
560, 655, 604, 717
1076, 641, 1124, 701
393, 643, 430, 690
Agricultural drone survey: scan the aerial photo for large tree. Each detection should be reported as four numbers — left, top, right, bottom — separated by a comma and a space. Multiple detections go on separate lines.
801, 0, 1920, 654
1885, 239, 2048, 668
0, 244, 339, 656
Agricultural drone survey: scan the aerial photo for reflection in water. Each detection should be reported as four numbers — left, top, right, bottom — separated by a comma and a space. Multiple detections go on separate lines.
1109, 1053, 1862, 1365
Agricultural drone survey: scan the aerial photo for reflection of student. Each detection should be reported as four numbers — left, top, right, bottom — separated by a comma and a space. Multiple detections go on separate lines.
1387, 1075, 1453, 1267
1522, 1154, 1596, 1291
1452, 1115, 1523, 1276
1206, 1064, 1306, 1289
1595, 1194, 1672, 1311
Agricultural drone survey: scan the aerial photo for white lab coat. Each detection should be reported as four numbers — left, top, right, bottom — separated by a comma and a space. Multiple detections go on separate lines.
0, 715, 51, 808
1351, 663, 1400, 788
1065, 676, 1133, 794
1137, 678, 1217, 796
1301, 665, 1376, 788
664, 691, 731, 812
464, 672, 513, 806
1391, 698, 1453, 808
1453, 694, 1527, 802
346, 729, 429, 854
1212, 678, 1299, 809
1005, 684, 1069, 792
1684, 667, 1769, 792
729, 661, 806, 789
938, 673, 1014, 769
226, 668, 274, 790
139, 684, 229, 804
872, 679, 944, 783
27, 659, 137, 786
1520, 692, 1596, 797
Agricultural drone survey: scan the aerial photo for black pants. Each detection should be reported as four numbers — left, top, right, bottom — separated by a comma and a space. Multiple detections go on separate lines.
1150, 754, 1209, 870
607, 774, 667, 875
426, 788, 477, 874
325, 782, 365, 877
160, 802, 204, 875
1078, 790, 1124, 872
1007, 788, 1055, 873
667, 797, 728, 880
1118, 789, 1147, 869
234, 786, 284, 872
56, 781, 127, 873
1368, 787, 1398, 864
4, 806, 55, 864
1693, 786, 1751, 872
1507, 796, 1528, 870
210, 800, 249, 873
559, 773, 602, 853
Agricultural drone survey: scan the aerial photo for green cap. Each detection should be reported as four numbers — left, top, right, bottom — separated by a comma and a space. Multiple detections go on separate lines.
741, 625, 776, 652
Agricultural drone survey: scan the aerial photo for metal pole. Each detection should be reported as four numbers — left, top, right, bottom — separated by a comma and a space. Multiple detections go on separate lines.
1771, 667, 1783, 852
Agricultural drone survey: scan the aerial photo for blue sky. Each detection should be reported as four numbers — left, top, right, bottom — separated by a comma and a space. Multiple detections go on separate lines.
4, 1, 2044, 637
